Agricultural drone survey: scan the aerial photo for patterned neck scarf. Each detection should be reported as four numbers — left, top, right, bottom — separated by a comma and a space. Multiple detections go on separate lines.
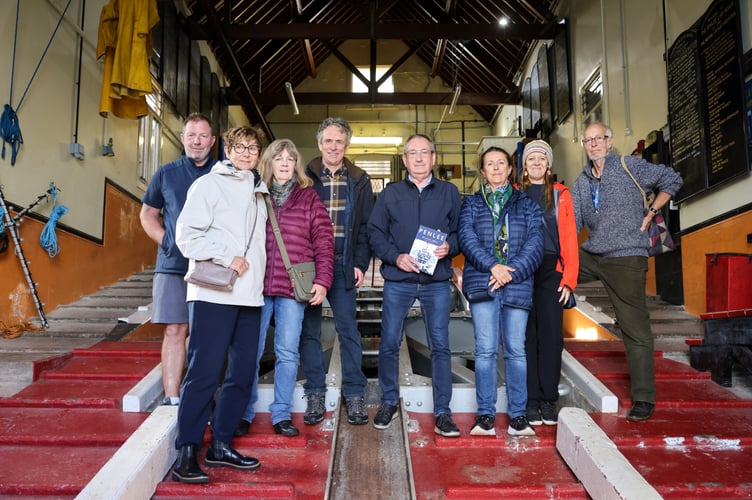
483, 182, 512, 264
270, 177, 296, 208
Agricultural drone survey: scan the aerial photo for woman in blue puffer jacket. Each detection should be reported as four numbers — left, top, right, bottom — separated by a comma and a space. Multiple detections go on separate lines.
459, 146, 543, 437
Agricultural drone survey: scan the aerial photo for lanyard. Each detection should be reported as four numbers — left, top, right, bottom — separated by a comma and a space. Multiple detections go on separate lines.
588, 179, 600, 213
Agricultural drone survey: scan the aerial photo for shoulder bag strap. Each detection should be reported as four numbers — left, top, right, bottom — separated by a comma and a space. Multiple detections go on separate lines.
245, 193, 261, 255
620, 155, 649, 209
264, 194, 294, 271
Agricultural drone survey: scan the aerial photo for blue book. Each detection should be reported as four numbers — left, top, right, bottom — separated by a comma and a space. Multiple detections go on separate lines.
409, 225, 447, 275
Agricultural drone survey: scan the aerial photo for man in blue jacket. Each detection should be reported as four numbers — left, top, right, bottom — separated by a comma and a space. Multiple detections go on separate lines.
368, 133, 462, 437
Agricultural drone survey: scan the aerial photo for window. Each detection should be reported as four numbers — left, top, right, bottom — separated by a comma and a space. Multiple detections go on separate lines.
352, 66, 394, 93
580, 68, 602, 126
138, 79, 163, 183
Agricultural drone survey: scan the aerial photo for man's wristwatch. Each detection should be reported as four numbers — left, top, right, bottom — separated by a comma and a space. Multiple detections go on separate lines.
648, 207, 659, 215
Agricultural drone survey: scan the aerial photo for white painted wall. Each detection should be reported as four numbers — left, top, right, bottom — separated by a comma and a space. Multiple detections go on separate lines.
496, 0, 752, 229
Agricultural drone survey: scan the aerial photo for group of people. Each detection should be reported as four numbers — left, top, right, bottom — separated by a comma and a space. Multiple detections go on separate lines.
141, 112, 682, 484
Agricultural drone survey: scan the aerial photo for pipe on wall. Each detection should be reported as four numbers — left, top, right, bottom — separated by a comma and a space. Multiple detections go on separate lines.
619, 0, 632, 136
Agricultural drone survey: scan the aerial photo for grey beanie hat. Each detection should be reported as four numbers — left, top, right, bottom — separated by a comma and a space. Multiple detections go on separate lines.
522, 140, 553, 169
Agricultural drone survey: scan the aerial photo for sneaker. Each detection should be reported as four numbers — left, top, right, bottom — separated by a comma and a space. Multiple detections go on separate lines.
304, 392, 326, 425
373, 403, 399, 430
508, 416, 536, 436
434, 413, 461, 438
345, 396, 369, 425
626, 401, 655, 422
469, 414, 496, 436
162, 396, 179, 406
526, 405, 542, 426
540, 402, 558, 425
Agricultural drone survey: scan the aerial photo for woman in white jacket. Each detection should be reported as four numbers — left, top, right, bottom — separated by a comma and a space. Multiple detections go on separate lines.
172, 126, 268, 484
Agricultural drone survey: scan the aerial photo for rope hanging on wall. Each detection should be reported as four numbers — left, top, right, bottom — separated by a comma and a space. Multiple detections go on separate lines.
39, 183, 68, 258
1, 0, 73, 165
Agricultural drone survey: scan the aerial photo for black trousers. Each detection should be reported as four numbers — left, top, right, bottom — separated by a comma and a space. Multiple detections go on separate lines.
525, 254, 564, 405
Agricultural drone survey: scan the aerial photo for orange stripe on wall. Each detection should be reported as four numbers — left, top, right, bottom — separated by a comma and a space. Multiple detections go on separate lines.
0, 181, 156, 327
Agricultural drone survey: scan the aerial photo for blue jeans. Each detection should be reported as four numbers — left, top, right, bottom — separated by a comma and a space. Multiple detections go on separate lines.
379, 280, 452, 416
300, 258, 367, 398
243, 296, 306, 425
470, 296, 529, 418
242, 296, 274, 424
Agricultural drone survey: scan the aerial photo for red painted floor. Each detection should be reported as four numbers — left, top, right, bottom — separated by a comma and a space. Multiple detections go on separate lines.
566, 340, 752, 498
1, 338, 752, 497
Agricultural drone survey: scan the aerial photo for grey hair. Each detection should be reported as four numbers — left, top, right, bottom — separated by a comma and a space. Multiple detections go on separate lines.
582, 122, 613, 140
316, 117, 353, 144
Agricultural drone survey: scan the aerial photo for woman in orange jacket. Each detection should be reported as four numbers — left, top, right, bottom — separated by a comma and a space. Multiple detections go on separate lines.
519, 140, 579, 426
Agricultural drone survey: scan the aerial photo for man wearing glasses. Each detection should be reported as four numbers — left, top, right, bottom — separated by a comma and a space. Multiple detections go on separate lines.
140, 112, 216, 407
368, 134, 462, 437
571, 122, 682, 422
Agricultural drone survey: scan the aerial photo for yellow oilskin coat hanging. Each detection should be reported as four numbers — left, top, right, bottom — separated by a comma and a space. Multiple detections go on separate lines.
97, 0, 159, 119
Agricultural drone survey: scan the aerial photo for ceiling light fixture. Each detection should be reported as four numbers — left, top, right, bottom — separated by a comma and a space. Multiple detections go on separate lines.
448, 83, 462, 115
350, 136, 403, 146
285, 82, 299, 115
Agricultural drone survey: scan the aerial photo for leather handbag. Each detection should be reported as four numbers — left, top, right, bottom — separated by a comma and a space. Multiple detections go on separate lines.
184, 259, 238, 291
184, 194, 261, 291
265, 195, 316, 303
620, 155, 675, 257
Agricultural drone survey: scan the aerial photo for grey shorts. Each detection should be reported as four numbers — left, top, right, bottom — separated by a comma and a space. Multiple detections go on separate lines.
151, 273, 189, 324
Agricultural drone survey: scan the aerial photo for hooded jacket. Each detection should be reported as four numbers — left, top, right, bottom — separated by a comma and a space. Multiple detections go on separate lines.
176, 160, 268, 307
459, 187, 544, 310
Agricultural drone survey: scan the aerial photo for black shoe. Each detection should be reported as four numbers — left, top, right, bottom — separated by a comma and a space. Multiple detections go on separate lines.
526, 405, 542, 426
273, 419, 300, 436
373, 403, 398, 430
234, 419, 251, 437
469, 414, 496, 436
626, 401, 655, 422
205, 440, 260, 470
304, 392, 326, 425
507, 416, 536, 436
345, 396, 369, 425
434, 413, 460, 437
540, 401, 558, 426
172, 444, 209, 483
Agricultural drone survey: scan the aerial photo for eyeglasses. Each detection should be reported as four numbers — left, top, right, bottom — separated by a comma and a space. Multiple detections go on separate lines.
405, 149, 433, 158
233, 144, 260, 154
581, 135, 610, 146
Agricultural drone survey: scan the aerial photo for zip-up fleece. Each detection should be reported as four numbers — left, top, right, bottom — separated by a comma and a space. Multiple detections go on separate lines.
368, 175, 461, 283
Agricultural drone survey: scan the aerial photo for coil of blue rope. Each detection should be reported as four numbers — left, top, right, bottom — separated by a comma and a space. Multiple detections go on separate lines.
40, 184, 68, 258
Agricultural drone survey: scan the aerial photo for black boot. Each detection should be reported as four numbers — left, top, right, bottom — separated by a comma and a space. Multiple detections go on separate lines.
172, 444, 209, 484
205, 439, 260, 470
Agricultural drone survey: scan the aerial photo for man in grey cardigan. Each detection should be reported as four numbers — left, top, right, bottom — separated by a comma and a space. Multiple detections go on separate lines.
571, 122, 683, 422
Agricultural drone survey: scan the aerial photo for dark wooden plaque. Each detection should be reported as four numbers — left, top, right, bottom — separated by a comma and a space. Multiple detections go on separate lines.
699, 0, 748, 188
530, 63, 540, 137
667, 29, 707, 202
176, 29, 190, 117
537, 44, 553, 137
160, 3, 178, 108
553, 22, 572, 124
189, 40, 201, 115
522, 77, 532, 133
